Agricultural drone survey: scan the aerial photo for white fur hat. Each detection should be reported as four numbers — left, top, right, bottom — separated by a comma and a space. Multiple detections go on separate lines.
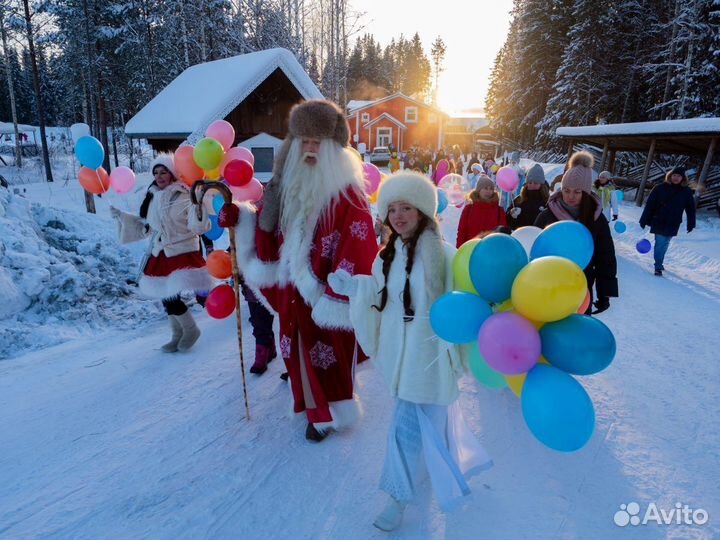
150, 153, 178, 180
377, 171, 437, 221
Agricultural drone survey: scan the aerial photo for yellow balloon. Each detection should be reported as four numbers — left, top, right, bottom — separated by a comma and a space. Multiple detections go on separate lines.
453, 239, 480, 294
511, 256, 587, 322
493, 299, 544, 329
368, 191, 378, 204
204, 166, 221, 180
506, 356, 550, 397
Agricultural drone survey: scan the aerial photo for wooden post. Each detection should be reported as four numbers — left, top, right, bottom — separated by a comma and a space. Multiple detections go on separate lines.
696, 137, 717, 194
636, 138, 656, 206
608, 149, 617, 174
600, 141, 609, 170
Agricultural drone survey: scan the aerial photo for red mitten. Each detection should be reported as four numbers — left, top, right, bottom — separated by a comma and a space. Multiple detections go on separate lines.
218, 202, 239, 228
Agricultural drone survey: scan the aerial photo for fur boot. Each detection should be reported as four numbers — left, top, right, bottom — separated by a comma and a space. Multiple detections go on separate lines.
373, 496, 406, 532
161, 315, 182, 353
176, 311, 201, 351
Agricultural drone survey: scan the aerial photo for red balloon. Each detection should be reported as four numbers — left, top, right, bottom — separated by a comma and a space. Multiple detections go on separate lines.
224, 159, 254, 187
205, 284, 236, 319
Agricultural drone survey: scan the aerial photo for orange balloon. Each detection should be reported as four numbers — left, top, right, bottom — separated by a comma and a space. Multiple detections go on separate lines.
578, 290, 591, 314
78, 166, 110, 194
175, 145, 204, 187
206, 250, 232, 279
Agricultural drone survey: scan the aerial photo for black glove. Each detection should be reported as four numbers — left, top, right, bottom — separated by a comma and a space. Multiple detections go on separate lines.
592, 297, 610, 314
612, 215, 618, 221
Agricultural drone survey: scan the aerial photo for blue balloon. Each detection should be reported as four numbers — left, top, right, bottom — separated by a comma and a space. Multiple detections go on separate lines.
212, 194, 225, 214
521, 364, 595, 452
74, 135, 105, 169
204, 215, 224, 241
469, 233, 528, 303
616, 190, 625, 201
613, 221, 627, 234
636, 238, 652, 254
437, 189, 448, 214
430, 291, 493, 344
531, 221, 594, 269
540, 314, 616, 375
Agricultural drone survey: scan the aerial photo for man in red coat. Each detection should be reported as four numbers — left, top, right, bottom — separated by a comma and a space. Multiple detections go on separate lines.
234, 100, 378, 441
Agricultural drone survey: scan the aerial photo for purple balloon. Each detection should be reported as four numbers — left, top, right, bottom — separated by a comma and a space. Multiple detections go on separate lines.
636, 238, 652, 254
478, 312, 541, 375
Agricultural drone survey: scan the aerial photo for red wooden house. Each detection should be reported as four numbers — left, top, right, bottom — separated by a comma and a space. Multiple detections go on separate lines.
347, 93, 448, 153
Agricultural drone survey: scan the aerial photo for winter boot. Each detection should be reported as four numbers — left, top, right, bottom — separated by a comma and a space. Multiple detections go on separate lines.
373, 497, 406, 532
654, 269, 663, 276
250, 343, 273, 375
176, 311, 201, 351
305, 423, 330, 442
161, 315, 182, 353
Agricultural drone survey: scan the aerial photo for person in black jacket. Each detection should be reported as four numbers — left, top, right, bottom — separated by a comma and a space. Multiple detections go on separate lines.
507, 163, 549, 229
639, 167, 696, 276
535, 151, 618, 315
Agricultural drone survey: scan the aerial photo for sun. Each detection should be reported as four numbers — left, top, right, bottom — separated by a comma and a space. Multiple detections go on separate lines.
434, 67, 487, 116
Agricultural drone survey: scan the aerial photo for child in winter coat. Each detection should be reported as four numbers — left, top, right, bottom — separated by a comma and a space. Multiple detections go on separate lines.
328, 172, 492, 532
639, 166, 696, 276
594, 171, 619, 222
535, 151, 618, 314
467, 163, 483, 189
456, 175, 507, 247
111, 154, 213, 352
506, 163, 549, 230
389, 152, 401, 173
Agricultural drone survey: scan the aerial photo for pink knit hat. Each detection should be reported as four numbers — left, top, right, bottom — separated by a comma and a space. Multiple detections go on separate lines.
561, 151, 594, 193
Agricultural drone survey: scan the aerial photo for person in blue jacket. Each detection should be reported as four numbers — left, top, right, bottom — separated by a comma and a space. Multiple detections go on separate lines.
639, 167, 696, 276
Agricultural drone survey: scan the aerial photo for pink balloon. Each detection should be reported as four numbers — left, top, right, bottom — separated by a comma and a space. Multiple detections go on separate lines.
448, 190, 466, 206
220, 146, 255, 176
478, 312, 541, 375
109, 166, 136, 194
362, 162, 382, 194
496, 167, 520, 192
206, 120, 235, 151
229, 177, 263, 202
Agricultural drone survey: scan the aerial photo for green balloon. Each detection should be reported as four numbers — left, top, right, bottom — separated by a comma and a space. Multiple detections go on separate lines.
193, 137, 224, 170
464, 343, 507, 389
453, 239, 479, 294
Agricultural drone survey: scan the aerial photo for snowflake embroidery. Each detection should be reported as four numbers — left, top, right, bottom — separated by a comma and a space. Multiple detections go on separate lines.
309, 341, 337, 370
280, 335, 292, 359
349, 220, 369, 241
337, 259, 355, 274
320, 231, 341, 258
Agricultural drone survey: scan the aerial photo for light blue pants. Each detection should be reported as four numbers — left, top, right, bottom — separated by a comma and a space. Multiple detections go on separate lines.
654, 234, 673, 271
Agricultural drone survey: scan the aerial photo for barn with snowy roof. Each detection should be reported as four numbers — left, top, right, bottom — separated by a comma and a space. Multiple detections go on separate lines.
125, 48, 323, 152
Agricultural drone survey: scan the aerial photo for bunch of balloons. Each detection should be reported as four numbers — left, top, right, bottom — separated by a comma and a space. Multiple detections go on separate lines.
363, 162, 383, 204
74, 135, 136, 195
430, 222, 616, 452
204, 251, 236, 319
437, 173, 470, 209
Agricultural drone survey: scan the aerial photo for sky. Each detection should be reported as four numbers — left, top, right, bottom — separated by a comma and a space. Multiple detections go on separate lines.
355, 0, 514, 117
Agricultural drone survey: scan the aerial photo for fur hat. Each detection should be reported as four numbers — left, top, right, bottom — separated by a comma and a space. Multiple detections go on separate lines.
377, 171, 437, 221
288, 99, 350, 146
151, 153, 178, 180
562, 151, 594, 194
475, 175, 495, 190
526, 164, 546, 185
668, 166, 687, 180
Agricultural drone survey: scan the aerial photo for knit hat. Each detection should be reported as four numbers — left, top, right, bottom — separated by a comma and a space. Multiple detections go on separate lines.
526, 164, 546, 185
376, 171, 438, 221
598, 170, 613, 180
471, 163, 482, 173
151, 153, 178, 180
476, 175, 495, 190
561, 151, 594, 194
669, 166, 686, 179
510, 151, 521, 164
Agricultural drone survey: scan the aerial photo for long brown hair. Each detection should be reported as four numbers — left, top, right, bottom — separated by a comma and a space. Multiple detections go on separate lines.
517, 183, 550, 204
577, 192, 598, 229
372, 213, 431, 321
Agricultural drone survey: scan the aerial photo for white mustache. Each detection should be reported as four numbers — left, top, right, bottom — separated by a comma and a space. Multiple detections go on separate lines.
302, 152, 318, 160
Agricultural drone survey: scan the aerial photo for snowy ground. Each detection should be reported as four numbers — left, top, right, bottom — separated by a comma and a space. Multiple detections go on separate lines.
1, 169, 719, 540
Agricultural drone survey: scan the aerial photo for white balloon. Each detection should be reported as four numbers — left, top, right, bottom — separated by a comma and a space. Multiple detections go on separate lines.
70, 123, 90, 143
511, 226, 542, 257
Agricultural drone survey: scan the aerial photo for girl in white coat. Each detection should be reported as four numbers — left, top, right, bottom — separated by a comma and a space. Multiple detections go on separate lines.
328, 172, 491, 532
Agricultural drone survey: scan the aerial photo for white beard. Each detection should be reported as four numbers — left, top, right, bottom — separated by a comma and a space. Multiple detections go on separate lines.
280, 158, 324, 236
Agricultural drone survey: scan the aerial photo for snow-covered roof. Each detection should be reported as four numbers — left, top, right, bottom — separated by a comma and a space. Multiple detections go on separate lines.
345, 93, 446, 116
0, 122, 36, 134
346, 100, 374, 112
557, 118, 720, 137
125, 48, 323, 142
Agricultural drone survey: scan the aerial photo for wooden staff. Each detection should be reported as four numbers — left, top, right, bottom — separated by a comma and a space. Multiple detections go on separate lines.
191, 180, 250, 420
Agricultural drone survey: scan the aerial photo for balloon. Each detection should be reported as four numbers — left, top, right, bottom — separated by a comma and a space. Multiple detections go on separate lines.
511, 226, 542, 257
578, 290, 591, 314
205, 284, 236, 319
204, 166, 221, 180
175, 146, 204, 187
74, 136, 104, 169
496, 167, 519, 192
636, 238, 652, 254
616, 190, 624, 201
521, 364, 595, 452
206, 250, 233, 279
469, 233, 528, 303
506, 356, 550, 397
491, 164, 500, 173
437, 189, 448, 214
614, 221, 627, 234
368, 190, 378, 204
78, 166, 110, 194
453, 239, 479, 294
464, 343, 507, 389
478, 312, 541, 375
430, 291, 493, 344
212, 195, 224, 214
362, 162, 382, 194
220, 146, 254, 175
511, 256, 587, 322
205, 119, 235, 151
224, 159, 254, 187
438, 173, 469, 193
531, 221, 594, 269
540, 314, 616, 375
229, 178, 263, 202
194, 137, 224, 170
69, 123, 90, 144
448, 191, 466, 206
109, 166, 136, 194
204, 215, 224, 241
